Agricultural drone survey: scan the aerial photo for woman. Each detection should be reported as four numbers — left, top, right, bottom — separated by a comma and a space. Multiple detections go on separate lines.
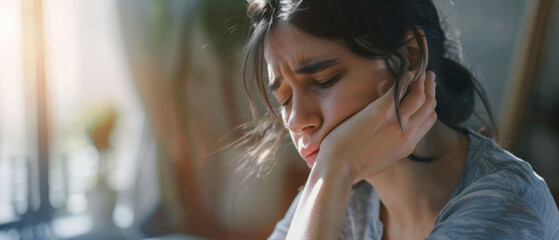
238, 0, 559, 239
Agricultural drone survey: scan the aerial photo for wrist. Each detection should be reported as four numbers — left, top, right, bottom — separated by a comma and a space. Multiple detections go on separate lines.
310, 153, 355, 189
287, 153, 355, 239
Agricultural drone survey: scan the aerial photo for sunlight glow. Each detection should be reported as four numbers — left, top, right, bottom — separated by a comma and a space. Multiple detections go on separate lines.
52, 214, 93, 238
0, 0, 26, 158
0, 0, 26, 225
288, 178, 323, 237
113, 203, 134, 228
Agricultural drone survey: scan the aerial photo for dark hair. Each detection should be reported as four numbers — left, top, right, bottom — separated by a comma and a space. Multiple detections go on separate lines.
235, 0, 498, 177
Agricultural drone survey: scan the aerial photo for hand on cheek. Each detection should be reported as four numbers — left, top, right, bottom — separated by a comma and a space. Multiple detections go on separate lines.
317, 70, 437, 184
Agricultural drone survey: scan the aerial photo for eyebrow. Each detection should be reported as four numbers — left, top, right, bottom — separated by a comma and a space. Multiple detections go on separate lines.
268, 58, 341, 92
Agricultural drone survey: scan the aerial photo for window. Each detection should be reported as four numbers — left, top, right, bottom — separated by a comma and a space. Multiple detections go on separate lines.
0, 0, 144, 238
0, 0, 28, 226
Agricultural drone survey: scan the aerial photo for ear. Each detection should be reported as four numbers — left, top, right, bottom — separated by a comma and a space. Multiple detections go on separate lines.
402, 27, 429, 76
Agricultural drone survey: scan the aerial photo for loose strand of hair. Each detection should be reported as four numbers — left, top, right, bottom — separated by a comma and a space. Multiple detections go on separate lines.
471, 78, 500, 143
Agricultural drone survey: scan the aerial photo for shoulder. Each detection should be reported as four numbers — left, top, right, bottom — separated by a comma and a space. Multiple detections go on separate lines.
428, 189, 545, 239
456, 129, 553, 200
463, 130, 543, 191
427, 129, 559, 239
465, 131, 557, 219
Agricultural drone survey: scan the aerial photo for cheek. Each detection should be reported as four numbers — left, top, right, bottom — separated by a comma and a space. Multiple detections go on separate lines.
282, 109, 298, 147
289, 131, 297, 149
359, 69, 392, 98
288, 130, 308, 153
322, 77, 383, 119
375, 74, 393, 96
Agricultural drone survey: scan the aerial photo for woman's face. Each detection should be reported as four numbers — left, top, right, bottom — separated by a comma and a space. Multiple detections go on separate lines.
265, 23, 394, 168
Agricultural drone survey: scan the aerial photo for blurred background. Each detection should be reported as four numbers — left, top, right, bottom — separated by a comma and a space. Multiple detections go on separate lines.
0, 0, 557, 239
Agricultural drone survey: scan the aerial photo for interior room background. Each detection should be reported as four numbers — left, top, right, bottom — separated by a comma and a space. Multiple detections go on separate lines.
0, 0, 557, 239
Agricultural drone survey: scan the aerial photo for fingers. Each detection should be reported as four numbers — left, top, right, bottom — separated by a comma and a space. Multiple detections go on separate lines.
399, 71, 429, 121
408, 71, 437, 127
368, 79, 395, 112
417, 107, 438, 137
398, 71, 418, 101
375, 71, 417, 111
370, 70, 434, 125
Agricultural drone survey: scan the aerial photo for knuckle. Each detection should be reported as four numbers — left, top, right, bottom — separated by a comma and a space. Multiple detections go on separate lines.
384, 108, 396, 122
430, 98, 437, 109
373, 110, 388, 124
430, 112, 438, 123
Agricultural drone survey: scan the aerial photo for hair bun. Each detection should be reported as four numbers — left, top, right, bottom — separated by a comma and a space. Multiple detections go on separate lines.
440, 58, 472, 93
436, 57, 475, 124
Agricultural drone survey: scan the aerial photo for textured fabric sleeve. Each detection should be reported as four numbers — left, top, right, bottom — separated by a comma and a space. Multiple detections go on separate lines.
520, 181, 559, 239
268, 192, 302, 240
426, 189, 544, 240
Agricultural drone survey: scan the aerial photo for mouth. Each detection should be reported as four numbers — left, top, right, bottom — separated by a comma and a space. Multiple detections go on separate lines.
302, 148, 320, 168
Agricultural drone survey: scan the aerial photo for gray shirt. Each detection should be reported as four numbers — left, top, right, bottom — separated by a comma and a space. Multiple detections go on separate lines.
269, 129, 559, 239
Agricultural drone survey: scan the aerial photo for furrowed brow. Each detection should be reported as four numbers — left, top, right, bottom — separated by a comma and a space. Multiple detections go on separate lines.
295, 58, 340, 75
267, 58, 340, 92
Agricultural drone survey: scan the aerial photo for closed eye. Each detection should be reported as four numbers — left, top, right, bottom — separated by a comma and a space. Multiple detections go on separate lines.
281, 74, 341, 107
281, 95, 292, 108
315, 74, 341, 88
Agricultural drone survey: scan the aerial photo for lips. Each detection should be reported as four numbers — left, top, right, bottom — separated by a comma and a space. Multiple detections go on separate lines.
300, 145, 320, 168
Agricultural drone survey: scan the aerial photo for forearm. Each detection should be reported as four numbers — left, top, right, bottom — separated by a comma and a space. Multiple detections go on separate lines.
286, 160, 353, 239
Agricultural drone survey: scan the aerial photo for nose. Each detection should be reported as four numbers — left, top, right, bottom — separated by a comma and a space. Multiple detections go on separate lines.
285, 92, 322, 135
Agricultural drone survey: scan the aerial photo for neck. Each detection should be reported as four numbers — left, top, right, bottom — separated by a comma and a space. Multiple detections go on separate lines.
365, 121, 469, 236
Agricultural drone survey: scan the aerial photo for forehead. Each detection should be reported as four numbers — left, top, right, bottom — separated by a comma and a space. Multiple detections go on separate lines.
264, 23, 350, 72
